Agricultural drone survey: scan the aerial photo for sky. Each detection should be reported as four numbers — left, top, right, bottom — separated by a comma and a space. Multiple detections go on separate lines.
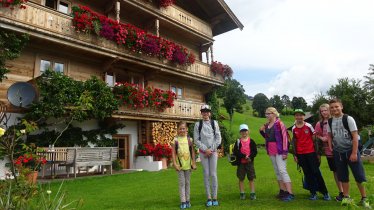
214, 0, 374, 104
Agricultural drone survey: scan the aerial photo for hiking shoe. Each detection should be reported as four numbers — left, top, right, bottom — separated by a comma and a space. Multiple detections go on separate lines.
282, 193, 295, 202
212, 200, 219, 206
309, 193, 318, 200
276, 190, 286, 199
240, 193, 246, 200
180, 202, 186, 209
323, 193, 331, 201
359, 197, 370, 208
185, 201, 191, 208
250, 192, 257, 200
206, 200, 212, 207
335, 192, 344, 202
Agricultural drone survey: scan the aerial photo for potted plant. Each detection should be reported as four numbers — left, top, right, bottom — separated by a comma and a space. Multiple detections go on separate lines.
153, 143, 172, 169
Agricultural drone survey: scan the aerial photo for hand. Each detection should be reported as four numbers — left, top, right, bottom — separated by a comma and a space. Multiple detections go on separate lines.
320, 136, 327, 142
317, 155, 321, 163
282, 154, 287, 160
294, 156, 298, 163
191, 163, 197, 170
175, 165, 181, 171
260, 125, 265, 132
205, 149, 212, 157
349, 153, 358, 162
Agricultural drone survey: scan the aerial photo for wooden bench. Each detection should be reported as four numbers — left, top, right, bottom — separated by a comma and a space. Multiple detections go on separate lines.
62, 147, 118, 178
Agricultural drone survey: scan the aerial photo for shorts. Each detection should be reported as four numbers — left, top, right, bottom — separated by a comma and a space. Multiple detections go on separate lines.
333, 150, 366, 183
237, 161, 256, 181
326, 156, 336, 172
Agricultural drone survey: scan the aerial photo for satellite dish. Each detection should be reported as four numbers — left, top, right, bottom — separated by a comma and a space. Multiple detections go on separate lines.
7, 82, 36, 108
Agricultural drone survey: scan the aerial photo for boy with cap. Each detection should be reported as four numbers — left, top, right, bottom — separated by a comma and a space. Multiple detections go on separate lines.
233, 124, 257, 200
291, 109, 330, 201
194, 104, 222, 207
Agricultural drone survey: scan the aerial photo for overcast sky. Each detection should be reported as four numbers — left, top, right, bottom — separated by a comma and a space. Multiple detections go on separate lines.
214, 0, 374, 103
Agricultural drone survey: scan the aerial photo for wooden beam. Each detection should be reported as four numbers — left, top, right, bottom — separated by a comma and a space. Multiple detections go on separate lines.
102, 57, 120, 72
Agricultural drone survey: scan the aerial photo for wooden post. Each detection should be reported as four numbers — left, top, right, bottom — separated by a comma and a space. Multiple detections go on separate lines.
155, 19, 159, 37
210, 44, 214, 63
115, 1, 120, 23
206, 49, 210, 64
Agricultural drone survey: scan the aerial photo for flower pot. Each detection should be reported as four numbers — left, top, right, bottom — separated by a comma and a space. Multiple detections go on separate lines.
161, 158, 168, 169
26, 171, 38, 185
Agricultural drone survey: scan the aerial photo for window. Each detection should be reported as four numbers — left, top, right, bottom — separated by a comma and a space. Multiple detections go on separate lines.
45, 0, 71, 14
38, 58, 66, 75
105, 72, 144, 87
171, 85, 183, 98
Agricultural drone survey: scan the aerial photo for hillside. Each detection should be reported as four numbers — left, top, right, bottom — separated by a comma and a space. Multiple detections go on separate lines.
219, 100, 295, 144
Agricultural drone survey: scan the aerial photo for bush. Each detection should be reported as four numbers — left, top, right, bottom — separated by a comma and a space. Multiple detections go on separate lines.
112, 159, 123, 171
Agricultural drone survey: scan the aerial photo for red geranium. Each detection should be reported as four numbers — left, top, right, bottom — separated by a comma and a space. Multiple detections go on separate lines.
153, 143, 172, 159
135, 143, 155, 156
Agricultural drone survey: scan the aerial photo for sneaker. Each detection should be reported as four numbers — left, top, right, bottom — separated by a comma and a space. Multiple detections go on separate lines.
185, 201, 191, 208
212, 200, 219, 206
282, 193, 295, 202
240, 193, 246, 200
180, 202, 186, 209
309, 193, 318, 200
276, 190, 286, 199
341, 197, 353, 206
250, 192, 256, 200
359, 197, 370, 208
206, 200, 212, 207
335, 192, 344, 202
323, 193, 331, 201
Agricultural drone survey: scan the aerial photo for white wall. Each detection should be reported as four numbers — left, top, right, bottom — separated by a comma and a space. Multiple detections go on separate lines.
115, 120, 138, 169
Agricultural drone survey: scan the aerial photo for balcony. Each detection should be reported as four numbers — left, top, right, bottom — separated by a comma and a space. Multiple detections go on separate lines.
129, 0, 213, 38
0, 2, 223, 84
114, 99, 203, 121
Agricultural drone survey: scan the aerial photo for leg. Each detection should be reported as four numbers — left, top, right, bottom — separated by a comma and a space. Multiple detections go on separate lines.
275, 154, 293, 194
185, 170, 191, 203
348, 152, 367, 198
269, 156, 284, 191
334, 151, 350, 197
199, 153, 211, 199
209, 152, 218, 200
178, 170, 187, 203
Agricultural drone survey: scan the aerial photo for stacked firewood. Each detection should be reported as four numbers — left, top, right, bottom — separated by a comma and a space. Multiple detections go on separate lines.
151, 121, 177, 145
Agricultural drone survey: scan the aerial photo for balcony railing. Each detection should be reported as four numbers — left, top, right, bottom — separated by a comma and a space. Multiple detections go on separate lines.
116, 99, 203, 120
0, 3, 223, 83
159, 5, 213, 37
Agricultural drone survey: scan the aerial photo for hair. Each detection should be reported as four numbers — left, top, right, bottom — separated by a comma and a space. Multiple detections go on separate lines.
329, 98, 342, 105
177, 121, 187, 129
318, 103, 330, 120
266, 107, 280, 117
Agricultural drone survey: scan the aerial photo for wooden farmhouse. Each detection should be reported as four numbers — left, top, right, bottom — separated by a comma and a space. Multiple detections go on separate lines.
0, 0, 242, 170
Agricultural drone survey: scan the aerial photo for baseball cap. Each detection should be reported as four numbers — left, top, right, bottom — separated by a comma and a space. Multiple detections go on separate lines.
200, 104, 211, 112
294, 109, 305, 115
239, 124, 249, 131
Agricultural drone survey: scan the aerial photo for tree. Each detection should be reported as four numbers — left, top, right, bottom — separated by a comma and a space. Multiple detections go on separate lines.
327, 78, 369, 128
252, 93, 270, 117
220, 79, 246, 129
291, 97, 307, 110
281, 95, 291, 111
311, 92, 328, 117
270, 95, 284, 113
364, 65, 374, 121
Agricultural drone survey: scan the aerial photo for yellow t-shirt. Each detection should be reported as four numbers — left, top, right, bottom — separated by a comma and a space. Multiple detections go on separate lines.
174, 136, 192, 170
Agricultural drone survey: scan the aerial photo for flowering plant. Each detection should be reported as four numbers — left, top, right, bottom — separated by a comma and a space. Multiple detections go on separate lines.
13, 144, 47, 174
71, 5, 195, 66
0, 0, 28, 9
157, 0, 175, 8
211, 61, 233, 79
135, 143, 155, 156
153, 143, 172, 159
113, 82, 176, 112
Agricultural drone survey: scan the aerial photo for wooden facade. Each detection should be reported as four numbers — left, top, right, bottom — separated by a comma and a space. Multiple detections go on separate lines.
0, 0, 242, 168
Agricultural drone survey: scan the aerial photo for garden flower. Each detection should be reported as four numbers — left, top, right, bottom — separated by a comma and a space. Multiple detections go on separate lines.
0, 127, 5, 136
47, 190, 52, 194
20, 129, 26, 134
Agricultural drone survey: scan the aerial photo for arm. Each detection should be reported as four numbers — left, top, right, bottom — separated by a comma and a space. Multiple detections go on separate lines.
190, 140, 197, 170
213, 120, 222, 151
350, 131, 359, 162
171, 142, 180, 171
193, 122, 208, 151
250, 140, 257, 160
259, 125, 266, 138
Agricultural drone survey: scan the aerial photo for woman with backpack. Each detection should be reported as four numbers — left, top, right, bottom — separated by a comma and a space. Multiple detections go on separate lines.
194, 104, 221, 207
172, 121, 197, 209
259, 107, 294, 201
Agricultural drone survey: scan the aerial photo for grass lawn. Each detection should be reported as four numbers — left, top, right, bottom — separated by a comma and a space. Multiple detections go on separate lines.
220, 101, 295, 144
46, 149, 374, 210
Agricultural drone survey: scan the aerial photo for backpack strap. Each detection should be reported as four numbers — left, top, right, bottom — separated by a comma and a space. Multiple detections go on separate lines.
198, 119, 217, 140
342, 114, 352, 139
198, 120, 203, 140
174, 138, 182, 167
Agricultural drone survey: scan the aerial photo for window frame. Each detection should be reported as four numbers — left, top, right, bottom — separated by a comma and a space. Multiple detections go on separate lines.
170, 84, 184, 99
34, 54, 68, 77
43, 0, 72, 14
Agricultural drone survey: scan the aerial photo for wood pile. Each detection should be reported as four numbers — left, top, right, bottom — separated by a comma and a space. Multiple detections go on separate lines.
152, 121, 177, 145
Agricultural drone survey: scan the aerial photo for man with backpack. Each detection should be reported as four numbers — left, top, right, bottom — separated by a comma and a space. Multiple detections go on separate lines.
327, 98, 368, 207
194, 104, 221, 207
